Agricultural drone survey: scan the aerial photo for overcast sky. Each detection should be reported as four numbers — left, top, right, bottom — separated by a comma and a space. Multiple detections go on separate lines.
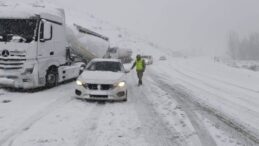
55, 0, 259, 53
8, 0, 259, 54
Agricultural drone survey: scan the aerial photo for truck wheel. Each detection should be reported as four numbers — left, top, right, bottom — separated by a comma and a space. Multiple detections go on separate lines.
46, 67, 58, 88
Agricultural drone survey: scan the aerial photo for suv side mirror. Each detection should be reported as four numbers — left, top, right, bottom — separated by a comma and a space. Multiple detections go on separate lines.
40, 20, 52, 42
124, 69, 130, 74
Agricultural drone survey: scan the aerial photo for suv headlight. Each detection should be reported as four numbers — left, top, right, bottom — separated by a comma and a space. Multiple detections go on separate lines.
76, 80, 83, 86
114, 81, 126, 88
76, 80, 88, 88
118, 81, 125, 87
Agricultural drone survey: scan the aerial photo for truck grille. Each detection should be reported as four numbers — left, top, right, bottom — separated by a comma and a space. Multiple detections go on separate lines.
0, 58, 26, 61
0, 62, 24, 65
0, 66, 23, 70
0, 75, 18, 79
0, 57, 25, 70
87, 84, 113, 90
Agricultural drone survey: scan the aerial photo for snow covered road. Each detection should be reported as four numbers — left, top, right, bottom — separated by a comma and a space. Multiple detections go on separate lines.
0, 77, 179, 146
0, 66, 258, 146
1, 0, 259, 146
146, 57, 259, 146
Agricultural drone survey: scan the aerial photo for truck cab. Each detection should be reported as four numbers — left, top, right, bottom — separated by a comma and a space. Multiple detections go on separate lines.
0, 4, 84, 89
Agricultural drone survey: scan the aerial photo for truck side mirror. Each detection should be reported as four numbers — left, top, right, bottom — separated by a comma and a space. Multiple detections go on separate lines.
40, 20, 52, 42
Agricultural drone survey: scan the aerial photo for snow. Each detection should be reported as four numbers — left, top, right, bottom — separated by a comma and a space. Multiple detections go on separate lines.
141, 78, 202, 146
202, 117, 242, 146
0, 0, 259, 145
147, 56, 259, 142
0, 3, 64, 22
0, 84, 74, 145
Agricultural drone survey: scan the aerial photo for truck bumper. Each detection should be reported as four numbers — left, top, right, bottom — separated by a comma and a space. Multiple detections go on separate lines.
0, 76, 36, 89
0, 78, 15, 87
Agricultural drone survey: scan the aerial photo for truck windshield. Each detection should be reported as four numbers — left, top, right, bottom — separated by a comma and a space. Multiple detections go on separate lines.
87, 61, 122, 72
0, 19, 37, 43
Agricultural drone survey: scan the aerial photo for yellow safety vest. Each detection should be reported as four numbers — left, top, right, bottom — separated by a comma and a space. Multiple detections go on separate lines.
136, 59, 144, 71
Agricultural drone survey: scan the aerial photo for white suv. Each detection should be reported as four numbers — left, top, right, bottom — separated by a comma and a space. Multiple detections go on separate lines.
75, 58, 128, 101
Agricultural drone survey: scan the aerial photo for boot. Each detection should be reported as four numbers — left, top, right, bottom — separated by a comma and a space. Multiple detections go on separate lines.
138, 80, 141, 86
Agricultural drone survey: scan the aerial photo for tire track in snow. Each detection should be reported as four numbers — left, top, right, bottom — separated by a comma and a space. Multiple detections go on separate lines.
167, 67, 259, 139
128, 73, 183, 146
150, 77, 217, 146
150, 73, 259, 145
0, 91, 74, 146
166, 66, 259, 118
171, 64, 259, 113
77, 102, 105, 146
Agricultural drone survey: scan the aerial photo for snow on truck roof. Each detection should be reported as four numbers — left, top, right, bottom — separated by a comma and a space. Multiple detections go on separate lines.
0, 3, 65, 24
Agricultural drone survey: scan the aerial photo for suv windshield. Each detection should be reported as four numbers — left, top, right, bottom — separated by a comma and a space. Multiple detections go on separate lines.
87, 61, 122, 72
0, 19, 38, 43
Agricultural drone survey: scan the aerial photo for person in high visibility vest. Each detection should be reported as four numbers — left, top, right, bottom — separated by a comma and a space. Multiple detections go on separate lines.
131, 54, 146, 86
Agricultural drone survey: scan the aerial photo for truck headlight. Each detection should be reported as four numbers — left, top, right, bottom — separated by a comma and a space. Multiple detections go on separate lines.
25, 68, 34, 74
76, 80, 83, 86
21, 66, 34, 75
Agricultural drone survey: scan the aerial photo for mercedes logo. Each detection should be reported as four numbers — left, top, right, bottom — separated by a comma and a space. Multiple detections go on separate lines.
2, 50, 9, 57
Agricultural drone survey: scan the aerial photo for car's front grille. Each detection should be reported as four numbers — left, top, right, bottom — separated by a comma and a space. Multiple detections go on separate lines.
90, 95, 108, 98
101, 84, 113, 90
86, 84, 113, 90
87, 84, 98, 90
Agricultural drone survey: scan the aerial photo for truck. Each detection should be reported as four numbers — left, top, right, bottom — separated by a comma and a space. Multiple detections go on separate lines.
0, 3, 109, 89
67, 24, 109, 62
105, 47, 133, 63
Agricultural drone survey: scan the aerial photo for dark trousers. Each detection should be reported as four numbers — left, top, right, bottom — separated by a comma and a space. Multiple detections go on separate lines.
137, 71, 144, 85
